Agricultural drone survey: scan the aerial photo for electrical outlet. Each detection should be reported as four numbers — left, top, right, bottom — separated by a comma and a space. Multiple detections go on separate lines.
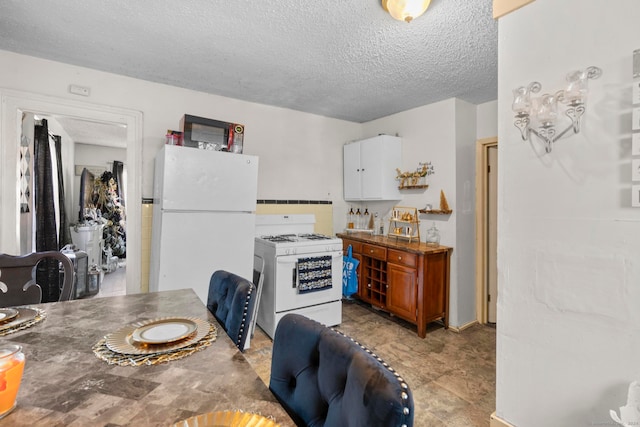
69, 84, 90, 96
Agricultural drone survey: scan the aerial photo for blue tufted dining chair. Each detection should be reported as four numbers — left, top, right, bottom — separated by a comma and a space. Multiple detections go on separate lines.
206, 270, 257, 352
269, 313, 414, 427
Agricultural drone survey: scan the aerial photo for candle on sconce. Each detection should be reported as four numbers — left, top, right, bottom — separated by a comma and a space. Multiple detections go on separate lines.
534, 94, 558, 127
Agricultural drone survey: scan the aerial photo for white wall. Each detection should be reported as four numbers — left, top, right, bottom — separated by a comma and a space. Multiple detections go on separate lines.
454, 99, 477, 327
497, 1, 640, 425
477, 100, 498, 139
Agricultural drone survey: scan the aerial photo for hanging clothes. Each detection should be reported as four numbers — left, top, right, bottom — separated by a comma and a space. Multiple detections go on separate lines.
34, 119, 61, 302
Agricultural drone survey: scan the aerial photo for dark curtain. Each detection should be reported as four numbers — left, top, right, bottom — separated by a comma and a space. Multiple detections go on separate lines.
34, 119, 61, 303
54, 135, 71, 248
112, 160, 125, 207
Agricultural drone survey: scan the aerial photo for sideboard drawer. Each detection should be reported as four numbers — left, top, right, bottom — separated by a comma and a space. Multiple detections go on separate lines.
387, 249, 417, 268
362, 244, 386, 260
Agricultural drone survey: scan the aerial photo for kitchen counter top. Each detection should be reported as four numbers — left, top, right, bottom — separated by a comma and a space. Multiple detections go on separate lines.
337, 232, 453, 255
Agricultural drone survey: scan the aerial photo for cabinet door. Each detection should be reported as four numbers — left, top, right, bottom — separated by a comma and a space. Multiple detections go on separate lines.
387, 262, 417, 322
343, 142, 362, 200
343, 135, 402, 201
360, 137, 381, 199
360, 135, 402, 200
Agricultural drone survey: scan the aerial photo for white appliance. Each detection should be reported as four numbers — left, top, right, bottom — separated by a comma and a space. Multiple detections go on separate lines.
150, 145, 259, 305
70, 224, 104, 269
254, 214, 343, 339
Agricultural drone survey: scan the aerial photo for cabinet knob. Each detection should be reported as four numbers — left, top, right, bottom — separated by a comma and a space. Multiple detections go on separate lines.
398, 256, 402, 260
367, 283, 371, 288
370, 249, 374, 253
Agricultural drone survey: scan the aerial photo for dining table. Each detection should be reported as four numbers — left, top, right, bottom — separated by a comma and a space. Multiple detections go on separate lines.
0, 289, 294, 426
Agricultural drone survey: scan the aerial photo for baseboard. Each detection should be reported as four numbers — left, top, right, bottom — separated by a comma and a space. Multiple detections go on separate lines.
490, 412, 516, 427
448, 319, 479, 333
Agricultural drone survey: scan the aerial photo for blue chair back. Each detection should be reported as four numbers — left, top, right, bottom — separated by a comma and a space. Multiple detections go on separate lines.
206, 270, 256, 351
269, 313, 414, 427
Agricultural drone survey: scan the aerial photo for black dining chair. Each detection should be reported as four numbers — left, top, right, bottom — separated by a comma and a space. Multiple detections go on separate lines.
0, 251, 74, 308
206, 270, 257, 352
269, 313, 414, 427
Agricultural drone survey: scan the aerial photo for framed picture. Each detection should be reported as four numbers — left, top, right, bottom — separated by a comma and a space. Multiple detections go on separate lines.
633, 185, 640, 207
633, 159, 640, 181
633, 133, 640, 155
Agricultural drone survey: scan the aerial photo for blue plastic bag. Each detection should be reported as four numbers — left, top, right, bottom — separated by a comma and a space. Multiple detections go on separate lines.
342, 245, 359, 298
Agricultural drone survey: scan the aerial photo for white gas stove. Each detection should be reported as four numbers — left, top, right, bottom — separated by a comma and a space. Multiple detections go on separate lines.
254, 214, 343, 339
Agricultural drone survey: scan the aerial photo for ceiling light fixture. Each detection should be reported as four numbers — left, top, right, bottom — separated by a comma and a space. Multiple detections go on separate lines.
512, 66, 602, 153
381, 0, 432, 23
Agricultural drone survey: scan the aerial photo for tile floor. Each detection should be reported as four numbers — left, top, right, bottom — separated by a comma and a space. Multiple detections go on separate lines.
244, 300, 497, 427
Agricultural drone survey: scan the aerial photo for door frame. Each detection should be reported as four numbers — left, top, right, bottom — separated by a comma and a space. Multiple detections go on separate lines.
475, 136, 498, 324
0, 88, 143, 294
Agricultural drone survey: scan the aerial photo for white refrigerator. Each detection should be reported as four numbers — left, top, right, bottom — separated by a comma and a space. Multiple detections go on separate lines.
149, 145, 259, 305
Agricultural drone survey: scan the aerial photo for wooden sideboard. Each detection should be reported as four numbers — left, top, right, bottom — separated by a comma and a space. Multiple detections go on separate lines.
337, 232, 452, 338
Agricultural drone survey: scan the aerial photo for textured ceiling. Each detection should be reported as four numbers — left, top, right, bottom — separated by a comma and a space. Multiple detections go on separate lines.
0, 0, 497, 124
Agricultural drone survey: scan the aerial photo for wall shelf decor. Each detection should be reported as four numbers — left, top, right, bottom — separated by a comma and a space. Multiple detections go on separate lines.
419, 190, 452, 215
396, 162, 434, 189
387, 206, 420, 243
399, 184, 429, 190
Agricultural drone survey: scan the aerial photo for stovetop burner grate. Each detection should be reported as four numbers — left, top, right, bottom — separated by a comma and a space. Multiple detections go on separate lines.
257, 233, 337, 244
260, 234, 297, 243
298, 233, 331, 240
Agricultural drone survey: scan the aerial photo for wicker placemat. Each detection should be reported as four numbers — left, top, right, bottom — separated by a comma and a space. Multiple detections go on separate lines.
93, 322, 217, 366
0, 308, 46, 336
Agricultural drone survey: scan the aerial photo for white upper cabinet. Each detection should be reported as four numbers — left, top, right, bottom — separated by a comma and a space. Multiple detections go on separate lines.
343, 135, 402, 201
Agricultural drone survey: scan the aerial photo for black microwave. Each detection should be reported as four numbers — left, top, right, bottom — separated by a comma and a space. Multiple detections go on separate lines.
180, 114, 244, 153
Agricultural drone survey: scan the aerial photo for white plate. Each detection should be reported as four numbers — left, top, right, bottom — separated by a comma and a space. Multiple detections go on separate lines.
132, 318, 197, 344
0, 308, 18, 323
105, 317, 211, 355
0, 308, 36, 331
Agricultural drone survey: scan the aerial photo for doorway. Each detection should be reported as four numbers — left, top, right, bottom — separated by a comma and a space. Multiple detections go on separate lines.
0, 89, 142, 295
475, 137, 498, 324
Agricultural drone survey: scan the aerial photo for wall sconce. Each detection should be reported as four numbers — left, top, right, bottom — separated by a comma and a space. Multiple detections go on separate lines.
512, 66, 602, 153
382, 0, 431, 23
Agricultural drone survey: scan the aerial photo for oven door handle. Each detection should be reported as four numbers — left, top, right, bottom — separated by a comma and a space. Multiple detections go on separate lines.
276, 256, 300, 288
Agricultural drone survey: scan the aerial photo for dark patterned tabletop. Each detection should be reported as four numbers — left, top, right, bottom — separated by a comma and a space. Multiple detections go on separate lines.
0, 289, 293, 426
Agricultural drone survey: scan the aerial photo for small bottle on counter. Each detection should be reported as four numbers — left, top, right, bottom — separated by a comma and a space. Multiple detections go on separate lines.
347, 207, 355, 229
374, 212, 384, 235
355, 208, 362, 229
